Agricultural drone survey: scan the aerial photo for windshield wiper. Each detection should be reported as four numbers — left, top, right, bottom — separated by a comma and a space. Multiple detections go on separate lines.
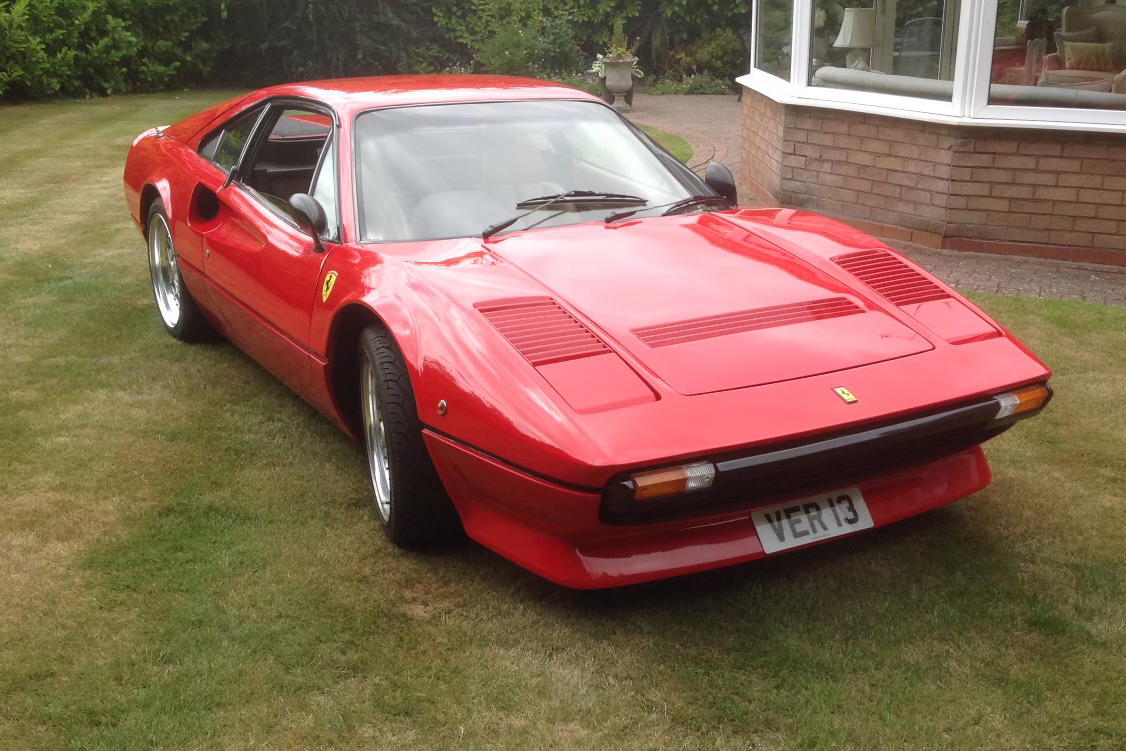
605, 195, 731, 224
483, 190, 646, 239
515, 190, 645, 209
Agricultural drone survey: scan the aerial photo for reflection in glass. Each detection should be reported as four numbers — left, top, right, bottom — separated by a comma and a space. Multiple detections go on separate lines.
809, 0, 960, 102
756, 0, 794, 80
989, 0, 1126, 110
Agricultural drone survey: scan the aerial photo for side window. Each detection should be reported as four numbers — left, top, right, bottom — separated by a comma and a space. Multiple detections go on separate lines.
199, 131, 220, 162
199, 107, 263, 174
240, 107, 333, 225
311, 138, 339, 241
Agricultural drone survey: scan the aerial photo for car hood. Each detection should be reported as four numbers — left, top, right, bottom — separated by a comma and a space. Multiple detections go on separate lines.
484, 212, 934, 395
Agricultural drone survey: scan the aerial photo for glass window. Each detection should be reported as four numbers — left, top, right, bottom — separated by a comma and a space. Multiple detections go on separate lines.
354, 100, 709, 243
311, 138, 339, 241
756, 0, 794, 80
204, 107, 263, 174
989, 1, 1126, 110
241, 107, 333, 226
809, 0, 961, 102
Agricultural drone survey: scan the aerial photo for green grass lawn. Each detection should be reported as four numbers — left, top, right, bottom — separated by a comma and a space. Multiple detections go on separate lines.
639, 124, 693, 163
1, 92, 1125, 751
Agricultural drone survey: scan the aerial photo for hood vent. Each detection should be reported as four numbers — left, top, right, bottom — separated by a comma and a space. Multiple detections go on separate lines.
634, 297, 863, 348
833, 249, 950, 307
476, 297, 611, 366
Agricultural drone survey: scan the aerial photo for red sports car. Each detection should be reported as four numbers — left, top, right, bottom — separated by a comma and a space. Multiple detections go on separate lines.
124, 75, 1051, 588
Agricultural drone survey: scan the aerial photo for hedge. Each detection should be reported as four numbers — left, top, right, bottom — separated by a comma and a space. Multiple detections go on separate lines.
0, 0, 751, 102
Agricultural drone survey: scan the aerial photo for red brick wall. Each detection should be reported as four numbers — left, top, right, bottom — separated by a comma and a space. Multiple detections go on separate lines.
740, 86, 1126, 265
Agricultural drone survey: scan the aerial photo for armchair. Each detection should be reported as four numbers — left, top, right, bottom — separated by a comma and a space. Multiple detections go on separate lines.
1040, 5, 1126, 92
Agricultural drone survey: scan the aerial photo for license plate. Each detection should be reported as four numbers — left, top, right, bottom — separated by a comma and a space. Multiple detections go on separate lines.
751, 488, 873, 554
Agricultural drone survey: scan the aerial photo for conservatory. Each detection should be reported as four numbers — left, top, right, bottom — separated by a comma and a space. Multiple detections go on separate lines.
737, 0, 1126, 265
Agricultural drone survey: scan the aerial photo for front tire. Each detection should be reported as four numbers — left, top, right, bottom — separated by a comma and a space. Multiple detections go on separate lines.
146, 199, 211, 341
358, 325, 461, 548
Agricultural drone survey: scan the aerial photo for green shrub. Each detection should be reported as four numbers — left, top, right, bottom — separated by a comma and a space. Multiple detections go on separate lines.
622, 0, 749, 69
213, 0, 436, 85
645, 72, 733, 95
430, 0, 751, 79
0, 0, 754, 100
666, 28, 744, 81
472, 14, 582, 77
0, 0, 220, 100
541, 72, 604, 96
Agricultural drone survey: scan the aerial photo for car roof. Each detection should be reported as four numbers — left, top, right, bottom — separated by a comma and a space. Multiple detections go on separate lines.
251, 74, 603, 115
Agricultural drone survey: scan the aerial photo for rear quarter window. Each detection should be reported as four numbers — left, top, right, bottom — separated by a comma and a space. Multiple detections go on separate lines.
199, 106, 263, 174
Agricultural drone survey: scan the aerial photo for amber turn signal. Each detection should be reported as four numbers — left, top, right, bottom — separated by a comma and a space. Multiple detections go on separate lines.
631, 461, 716, 501
994, 383, 1050, 419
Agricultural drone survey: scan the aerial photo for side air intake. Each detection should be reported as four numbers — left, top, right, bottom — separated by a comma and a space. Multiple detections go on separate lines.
833, 249, 950, 307
476, 297, 612, 366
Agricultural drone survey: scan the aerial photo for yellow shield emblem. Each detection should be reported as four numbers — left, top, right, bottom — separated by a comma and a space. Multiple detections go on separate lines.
321, 271, 338, 303
833, 387, 858, 404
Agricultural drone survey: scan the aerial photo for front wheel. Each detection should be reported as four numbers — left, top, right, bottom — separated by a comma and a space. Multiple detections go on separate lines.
146, 199, 211, 341
358, 325, 461, 548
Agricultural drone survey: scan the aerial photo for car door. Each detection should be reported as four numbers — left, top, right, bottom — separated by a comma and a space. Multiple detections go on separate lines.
199, 100, 340, 396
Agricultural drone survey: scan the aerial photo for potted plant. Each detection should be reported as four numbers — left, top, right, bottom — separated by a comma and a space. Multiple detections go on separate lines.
591, 21, 643, 110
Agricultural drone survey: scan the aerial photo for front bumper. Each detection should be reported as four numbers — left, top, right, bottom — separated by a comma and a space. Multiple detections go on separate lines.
601, 390, 1048, 524
423, 426, 995, 589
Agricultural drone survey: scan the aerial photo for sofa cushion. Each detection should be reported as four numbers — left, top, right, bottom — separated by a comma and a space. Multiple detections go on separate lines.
1040, 68, 1115, 90
1062, 41, 1118, 72
1062, 5, 1126, 70
1054, 27, 1099, 58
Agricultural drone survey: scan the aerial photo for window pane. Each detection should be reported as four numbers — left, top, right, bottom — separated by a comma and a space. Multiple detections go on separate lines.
355, 101, 707, 243
210, 108, 262, 174
988, 2, 1126, 110
756, 0, 794, 80
312, 139, 339, 241
245, 109, 331, 205
809, 0, 960, 102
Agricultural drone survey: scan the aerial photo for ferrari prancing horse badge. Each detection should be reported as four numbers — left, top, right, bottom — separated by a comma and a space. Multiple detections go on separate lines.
322, 271, 338, 303
833, 387, 858, 404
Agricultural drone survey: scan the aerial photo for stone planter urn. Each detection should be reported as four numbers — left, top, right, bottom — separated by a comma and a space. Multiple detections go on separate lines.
603, 58, 637, 110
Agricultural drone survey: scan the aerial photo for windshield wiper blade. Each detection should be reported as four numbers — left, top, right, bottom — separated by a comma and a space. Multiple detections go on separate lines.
605, 195, 731, 224
515, 190, 645, 209
483, 190, 646, 239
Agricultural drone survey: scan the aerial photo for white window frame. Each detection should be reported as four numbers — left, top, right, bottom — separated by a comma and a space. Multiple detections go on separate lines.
739, 0, 1126, 134
747, 0, 797, 89
967, 0, 1126, 130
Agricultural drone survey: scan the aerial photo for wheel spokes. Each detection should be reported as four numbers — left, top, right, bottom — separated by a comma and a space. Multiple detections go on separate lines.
149, 214, 181, 328
361, 354, 392, 522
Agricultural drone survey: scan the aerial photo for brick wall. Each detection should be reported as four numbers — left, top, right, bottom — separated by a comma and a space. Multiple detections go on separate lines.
739, 87, 787, 204
740, 87, 1126, 266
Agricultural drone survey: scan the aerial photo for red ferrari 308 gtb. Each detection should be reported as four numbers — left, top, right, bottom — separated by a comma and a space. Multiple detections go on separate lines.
124, 75, 1051, 588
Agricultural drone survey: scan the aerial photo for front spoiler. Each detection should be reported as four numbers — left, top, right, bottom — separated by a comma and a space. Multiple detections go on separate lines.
423, 430, 994, 589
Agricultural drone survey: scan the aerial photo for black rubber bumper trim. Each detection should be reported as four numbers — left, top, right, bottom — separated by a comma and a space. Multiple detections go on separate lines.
600, 385, 1052, 525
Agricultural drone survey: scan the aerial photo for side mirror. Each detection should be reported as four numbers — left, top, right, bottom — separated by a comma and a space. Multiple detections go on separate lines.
288, 193, 328, 252
704, 163, 738, 206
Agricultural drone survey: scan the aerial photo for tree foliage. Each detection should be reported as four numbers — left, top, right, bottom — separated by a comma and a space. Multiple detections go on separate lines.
0, 0, 221, 99
0, 0, 752, 101
212, 0, 437, 86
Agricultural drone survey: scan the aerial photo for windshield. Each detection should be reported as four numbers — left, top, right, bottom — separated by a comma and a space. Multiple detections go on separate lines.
354, 100, 711, 242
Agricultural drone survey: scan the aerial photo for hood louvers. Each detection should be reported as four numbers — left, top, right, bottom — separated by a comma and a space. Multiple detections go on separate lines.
832, 249, 950, 307
633, 297, 863, 348
476, 297, 611, 366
